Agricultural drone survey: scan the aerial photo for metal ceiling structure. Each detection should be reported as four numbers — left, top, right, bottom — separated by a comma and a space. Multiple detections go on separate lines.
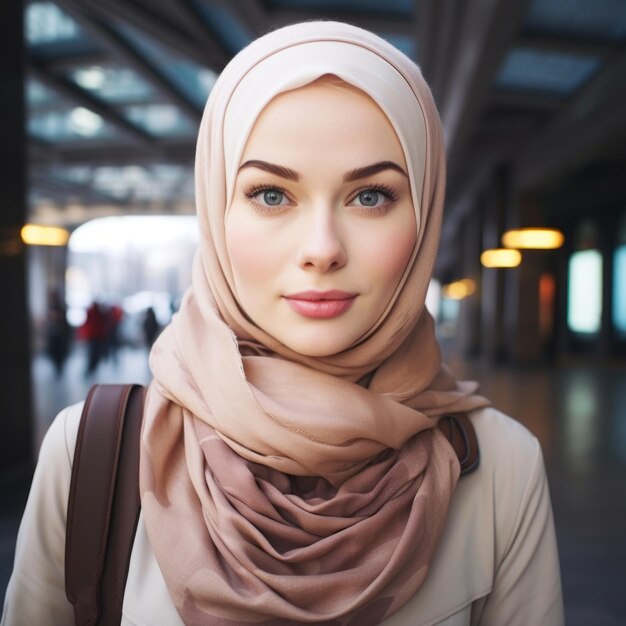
25, 0, 626, 277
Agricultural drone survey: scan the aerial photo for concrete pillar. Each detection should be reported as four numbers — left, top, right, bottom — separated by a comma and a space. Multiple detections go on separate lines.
557, 221, 575, 356
512, 250, 543, 363
481, 166, 509, 362
0, 2, 33, 472
507, 193, 544, 364
457, 207, 482, 358
599, 212, 616, 357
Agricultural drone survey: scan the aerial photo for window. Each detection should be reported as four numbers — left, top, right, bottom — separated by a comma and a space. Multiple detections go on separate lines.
567, 249, 603, 334
613, 245, 626, 336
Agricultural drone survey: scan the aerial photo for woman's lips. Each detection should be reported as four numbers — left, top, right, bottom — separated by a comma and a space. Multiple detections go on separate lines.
283, 290, 357, 319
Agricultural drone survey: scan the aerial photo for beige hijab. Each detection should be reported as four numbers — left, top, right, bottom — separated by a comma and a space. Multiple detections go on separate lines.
141, 21, 489, 625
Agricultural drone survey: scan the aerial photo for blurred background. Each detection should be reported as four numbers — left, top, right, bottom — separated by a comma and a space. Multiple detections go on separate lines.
1, 1, 626, 624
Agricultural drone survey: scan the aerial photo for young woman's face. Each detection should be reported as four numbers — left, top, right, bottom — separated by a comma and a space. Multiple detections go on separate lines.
226, 79, 417, 356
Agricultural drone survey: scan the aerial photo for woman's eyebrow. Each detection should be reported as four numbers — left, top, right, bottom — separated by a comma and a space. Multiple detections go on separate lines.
343, 161, 408, 182
238, 160, 300, 181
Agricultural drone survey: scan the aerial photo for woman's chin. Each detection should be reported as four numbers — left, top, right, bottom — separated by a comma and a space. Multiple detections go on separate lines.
277, 328, 357, 357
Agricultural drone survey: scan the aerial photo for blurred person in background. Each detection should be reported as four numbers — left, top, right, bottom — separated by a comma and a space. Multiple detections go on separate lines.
2, 21, 563, 626
81, 301, 107, 375
105, 302, 124, 364
142, 306, 160, 348
44, 289, 71, 377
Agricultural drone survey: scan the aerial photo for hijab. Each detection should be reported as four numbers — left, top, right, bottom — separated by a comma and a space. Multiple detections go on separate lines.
140, 20, 489, 625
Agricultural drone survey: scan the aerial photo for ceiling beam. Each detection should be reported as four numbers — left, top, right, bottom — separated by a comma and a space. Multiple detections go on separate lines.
427, 0, 468, 106
490, 90, 562, 113
269, 9, 411, 37
415, 0, 437, 80
80, 0, 228, 72
515, 42, 626, 189
28, 138, 194, 166
27, 138, 61, 165
52, 0, 202, 121
439, 0, 532, 176
472, 113, 540, 143
211, 0, 271, 38
40, 52, 109, 72
30, 60, 158, 148
516, 89, 626, 189
162, 0, 227, 51
29, 171, 121, 204
517, 32, 613, 58
29, 199, 197, 226
538, 162, 626, 218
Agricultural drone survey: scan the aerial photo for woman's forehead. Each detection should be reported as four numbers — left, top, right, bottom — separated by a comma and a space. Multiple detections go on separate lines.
240, 79, 406, 169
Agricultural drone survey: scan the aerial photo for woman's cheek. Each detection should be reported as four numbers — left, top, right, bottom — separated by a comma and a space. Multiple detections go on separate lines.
226, 214, 279, 288
358, 221, 416, 284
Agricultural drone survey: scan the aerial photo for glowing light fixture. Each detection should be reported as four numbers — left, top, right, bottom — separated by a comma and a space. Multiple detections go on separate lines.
442, 278, 476, 300
21, 224, 70, 246
481, 248, 522, 268
502, 228, 564, 249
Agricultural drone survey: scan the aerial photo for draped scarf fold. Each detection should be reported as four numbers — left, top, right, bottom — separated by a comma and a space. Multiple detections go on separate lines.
140, 21, 489, 625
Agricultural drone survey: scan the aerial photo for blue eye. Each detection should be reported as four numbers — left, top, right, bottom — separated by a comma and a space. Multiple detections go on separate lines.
260, 189, 285, 206
356, 190, 383, 207
351, 186, 398, 209
245, 186, 290, 208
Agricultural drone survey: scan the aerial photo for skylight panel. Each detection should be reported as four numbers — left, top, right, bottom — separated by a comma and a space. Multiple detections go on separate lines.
525, 0, 626, 42
66, 64, 156, 105
121, 104, 197, 138
190, 1, 253, 54
49, 164, 195, 202
495, 47, 602, 96
113, 22, 217, 108
26, 1, 102, 56
267, 0, 413, 18
28, 107, 119, 142
27, 78, 64, 108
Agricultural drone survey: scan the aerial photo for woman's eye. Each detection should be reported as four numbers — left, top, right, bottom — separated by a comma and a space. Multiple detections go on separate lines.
252, 188, 288, 207
355, 190, 384, 207
350, 187, 395, 209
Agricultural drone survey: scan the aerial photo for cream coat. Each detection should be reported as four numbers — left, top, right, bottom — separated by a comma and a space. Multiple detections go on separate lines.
2, 404, 564, 625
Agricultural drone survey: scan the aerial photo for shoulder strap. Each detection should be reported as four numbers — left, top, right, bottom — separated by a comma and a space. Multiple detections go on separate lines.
65, 383, 145, 626
437, 414, 480, 476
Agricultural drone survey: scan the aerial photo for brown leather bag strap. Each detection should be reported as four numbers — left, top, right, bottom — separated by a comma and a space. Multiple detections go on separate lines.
65, 384, 145, 626
436, 414, 480, 475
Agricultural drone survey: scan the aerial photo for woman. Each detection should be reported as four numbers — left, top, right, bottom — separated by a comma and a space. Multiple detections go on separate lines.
2, 21, 564, 625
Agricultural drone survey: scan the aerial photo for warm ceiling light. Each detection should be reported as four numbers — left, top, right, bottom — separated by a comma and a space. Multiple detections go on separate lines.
21, 224, 70, 246
502, 228, 564, 249
481, 248, 522, 268
443, 278, 476, 300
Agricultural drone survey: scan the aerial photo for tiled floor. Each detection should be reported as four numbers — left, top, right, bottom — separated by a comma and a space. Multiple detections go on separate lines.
446, 352, 626, 626
2, 346, 625, 624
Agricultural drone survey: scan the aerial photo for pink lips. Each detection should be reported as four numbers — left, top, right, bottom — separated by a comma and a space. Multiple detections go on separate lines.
283, 290, 357, 319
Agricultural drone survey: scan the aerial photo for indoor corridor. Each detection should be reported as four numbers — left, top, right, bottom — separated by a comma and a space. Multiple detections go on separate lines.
3, 2, 626, 624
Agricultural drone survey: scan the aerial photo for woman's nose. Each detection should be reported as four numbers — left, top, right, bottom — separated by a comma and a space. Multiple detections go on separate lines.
296, 210, 347, 272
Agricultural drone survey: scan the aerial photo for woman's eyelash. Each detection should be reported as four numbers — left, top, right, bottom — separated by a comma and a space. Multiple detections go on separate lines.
244, 184, 288, 199
242, 182, 400, 211
351, 183, 399, 202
